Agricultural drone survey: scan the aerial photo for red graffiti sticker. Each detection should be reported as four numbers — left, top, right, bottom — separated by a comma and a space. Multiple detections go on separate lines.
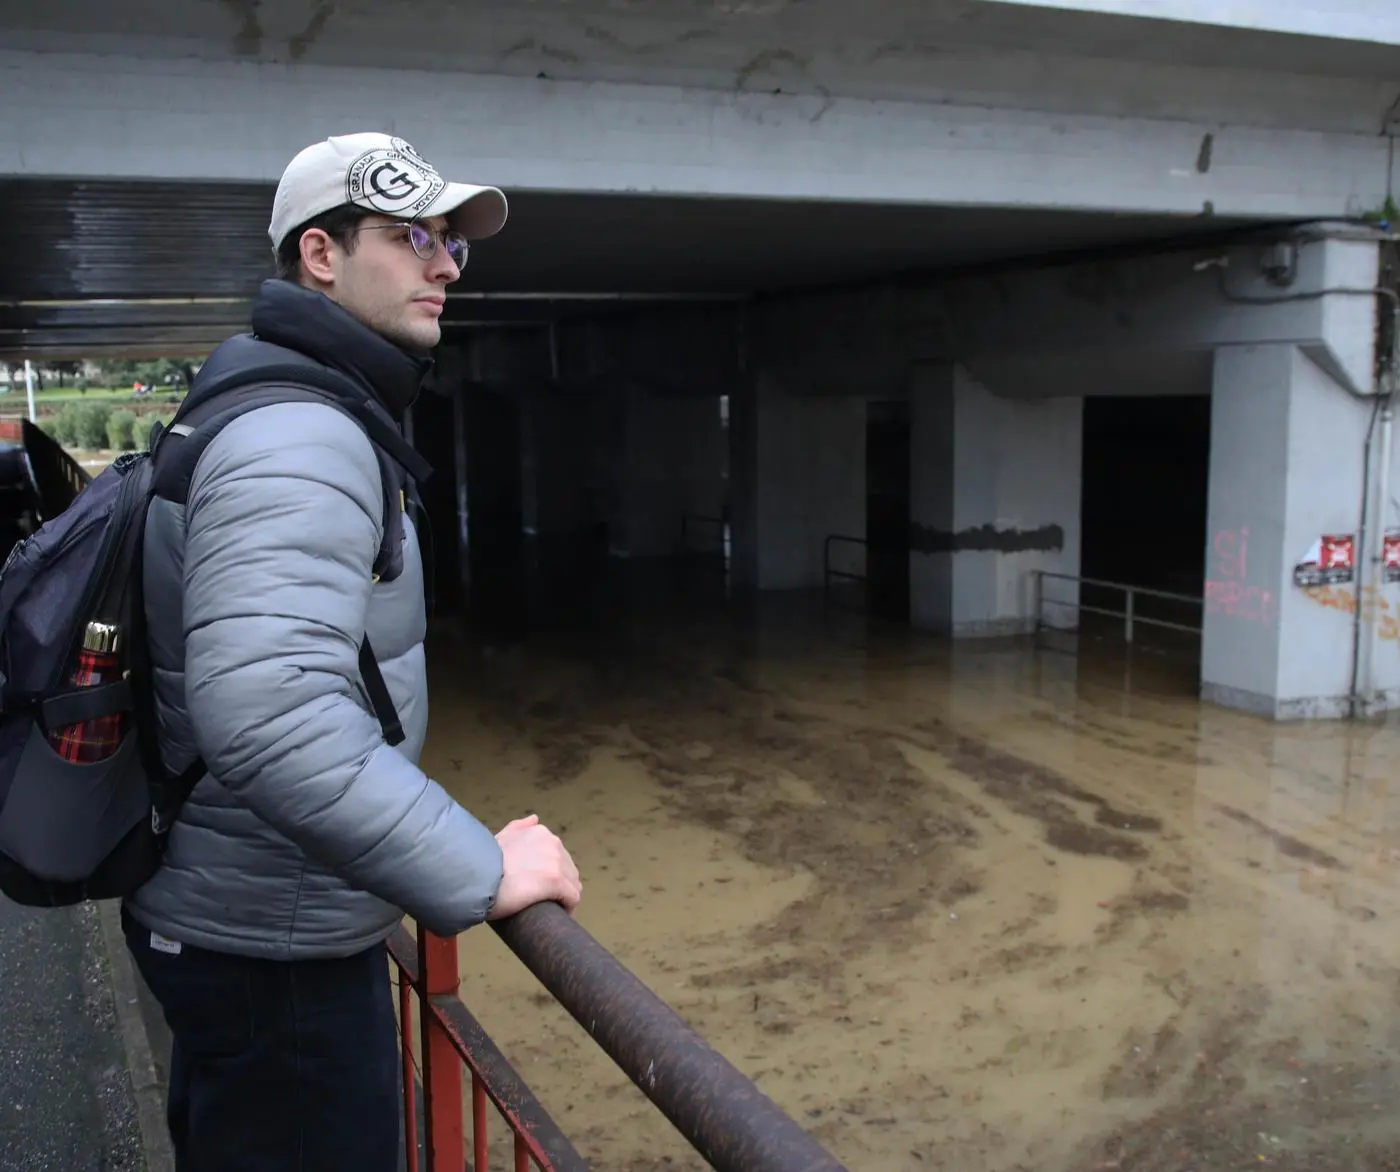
1294, 534, 1355, 588
1385, 533, 1400, 585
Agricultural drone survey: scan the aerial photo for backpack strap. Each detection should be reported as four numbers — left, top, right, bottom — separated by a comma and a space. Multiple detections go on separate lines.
38, 678, 134, 730
359, 636, 405, 747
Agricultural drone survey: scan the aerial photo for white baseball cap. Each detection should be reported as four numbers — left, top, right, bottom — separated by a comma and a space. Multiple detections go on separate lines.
269, 132, 508, 251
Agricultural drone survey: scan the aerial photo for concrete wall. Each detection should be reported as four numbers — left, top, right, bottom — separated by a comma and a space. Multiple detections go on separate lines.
520, 388, 600, 541
747, 376, 865, 592
614, 388, 726, 559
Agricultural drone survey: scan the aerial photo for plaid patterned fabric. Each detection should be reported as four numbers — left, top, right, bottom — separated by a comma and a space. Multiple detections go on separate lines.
47, 650, 124, 763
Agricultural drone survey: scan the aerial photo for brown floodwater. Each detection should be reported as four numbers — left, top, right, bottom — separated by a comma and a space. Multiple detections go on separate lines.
413, 591, 1400, 1172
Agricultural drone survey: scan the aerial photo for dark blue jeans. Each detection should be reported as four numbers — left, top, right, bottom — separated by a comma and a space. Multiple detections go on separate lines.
122, 907, 400, 1172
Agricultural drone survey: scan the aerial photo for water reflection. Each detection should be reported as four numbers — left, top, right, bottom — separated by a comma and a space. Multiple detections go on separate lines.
421, 583, 1400, 1171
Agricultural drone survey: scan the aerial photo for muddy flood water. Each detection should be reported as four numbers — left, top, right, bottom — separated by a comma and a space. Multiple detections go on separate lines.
413, 592, 1400, 1172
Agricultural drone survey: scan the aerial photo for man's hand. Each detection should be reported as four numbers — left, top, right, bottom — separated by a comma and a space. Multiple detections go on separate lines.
488, 815, 582, 920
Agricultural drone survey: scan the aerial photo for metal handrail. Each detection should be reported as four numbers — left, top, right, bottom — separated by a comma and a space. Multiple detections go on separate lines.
387, 905, 848, 1172
822, 534, 868, 608
1032, 570, 1203, 643
495, 904, 849, 1172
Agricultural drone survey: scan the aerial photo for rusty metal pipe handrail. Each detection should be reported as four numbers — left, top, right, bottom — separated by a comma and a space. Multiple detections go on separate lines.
492, 903, 849, 1172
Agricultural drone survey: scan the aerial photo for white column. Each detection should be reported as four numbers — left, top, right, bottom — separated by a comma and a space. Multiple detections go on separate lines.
1201, 235, 1387, 719
1202, 344, 1381, 719
910, 364, 1082, 635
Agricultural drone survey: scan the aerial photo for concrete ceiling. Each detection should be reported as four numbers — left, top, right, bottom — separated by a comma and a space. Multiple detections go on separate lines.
0, 178, 1275, 359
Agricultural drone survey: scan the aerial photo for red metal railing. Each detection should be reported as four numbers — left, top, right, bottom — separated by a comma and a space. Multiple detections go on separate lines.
387, 905, 850, 1172
386, 925, 586, 1172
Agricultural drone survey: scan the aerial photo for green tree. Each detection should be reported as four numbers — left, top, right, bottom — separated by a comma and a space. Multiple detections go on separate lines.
90, 355, 203, 390
50, 361, 82, 388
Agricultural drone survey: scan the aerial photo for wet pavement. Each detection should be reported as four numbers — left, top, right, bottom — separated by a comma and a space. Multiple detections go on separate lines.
416, 586, 1400, 1171
0, 899, 144, 1172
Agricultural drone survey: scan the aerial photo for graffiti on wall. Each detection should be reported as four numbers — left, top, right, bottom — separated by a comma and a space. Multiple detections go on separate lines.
1293, 531, 1400, 642
1205, 527, 1277, 624
1301, 583, 1400, 643
1205, 529, 1400, 630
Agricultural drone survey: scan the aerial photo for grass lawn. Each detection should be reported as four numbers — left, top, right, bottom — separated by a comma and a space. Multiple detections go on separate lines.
0, 387, 184, 415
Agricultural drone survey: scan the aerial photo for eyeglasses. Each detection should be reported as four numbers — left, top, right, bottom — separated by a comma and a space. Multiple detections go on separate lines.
358, 221, 469, 267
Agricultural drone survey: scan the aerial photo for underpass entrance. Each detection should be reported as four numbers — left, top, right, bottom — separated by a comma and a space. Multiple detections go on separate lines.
1078, 392, 1212, 656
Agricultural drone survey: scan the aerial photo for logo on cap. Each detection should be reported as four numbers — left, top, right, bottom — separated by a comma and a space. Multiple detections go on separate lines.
346, 137, 445, 219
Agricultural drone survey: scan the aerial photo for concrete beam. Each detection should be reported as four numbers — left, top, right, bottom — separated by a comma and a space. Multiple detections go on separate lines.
6, 1, 1398, 136
0, 50, 1392, 220
753, 229, 1386, 399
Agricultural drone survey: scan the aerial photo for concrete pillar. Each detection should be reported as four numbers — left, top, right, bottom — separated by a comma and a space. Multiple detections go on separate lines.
910, 364, 1083, 635
1201, 344, 1381, 719
728, 373, 866, 592
1200, 232, 1390, 720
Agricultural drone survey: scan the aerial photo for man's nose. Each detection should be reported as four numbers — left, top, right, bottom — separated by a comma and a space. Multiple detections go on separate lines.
427, 246, 460, 284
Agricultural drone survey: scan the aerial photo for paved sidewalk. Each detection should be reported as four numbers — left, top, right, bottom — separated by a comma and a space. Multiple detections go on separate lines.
0, 898, 147, 1172
29, 902, 424, 1172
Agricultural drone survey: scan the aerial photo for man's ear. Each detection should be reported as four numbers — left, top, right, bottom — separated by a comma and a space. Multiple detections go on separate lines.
299, 229, 337, 285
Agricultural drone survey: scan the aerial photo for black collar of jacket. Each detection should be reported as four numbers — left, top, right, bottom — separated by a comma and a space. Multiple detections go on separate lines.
249, 279, 434, 419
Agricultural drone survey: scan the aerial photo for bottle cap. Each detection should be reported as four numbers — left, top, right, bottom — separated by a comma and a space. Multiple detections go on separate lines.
82, 621, 121, 656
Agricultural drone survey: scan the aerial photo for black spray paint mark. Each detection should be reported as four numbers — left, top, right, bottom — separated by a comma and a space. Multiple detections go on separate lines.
909, 523, 1065, 554
220, 0, 263, 55
288, 2, 336, 61
1196, 132, 1215, 174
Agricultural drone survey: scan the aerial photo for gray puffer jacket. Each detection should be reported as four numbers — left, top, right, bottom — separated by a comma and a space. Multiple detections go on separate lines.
124, 280, 503, 960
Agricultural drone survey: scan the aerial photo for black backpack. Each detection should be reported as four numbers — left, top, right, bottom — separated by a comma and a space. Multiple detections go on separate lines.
0, 363, 432, 907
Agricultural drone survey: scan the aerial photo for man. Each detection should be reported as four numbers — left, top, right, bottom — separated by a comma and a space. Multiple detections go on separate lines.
121, 133, 582, 1171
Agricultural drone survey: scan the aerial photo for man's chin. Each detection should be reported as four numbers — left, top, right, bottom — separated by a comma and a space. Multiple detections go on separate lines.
387, 321, 441, 353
